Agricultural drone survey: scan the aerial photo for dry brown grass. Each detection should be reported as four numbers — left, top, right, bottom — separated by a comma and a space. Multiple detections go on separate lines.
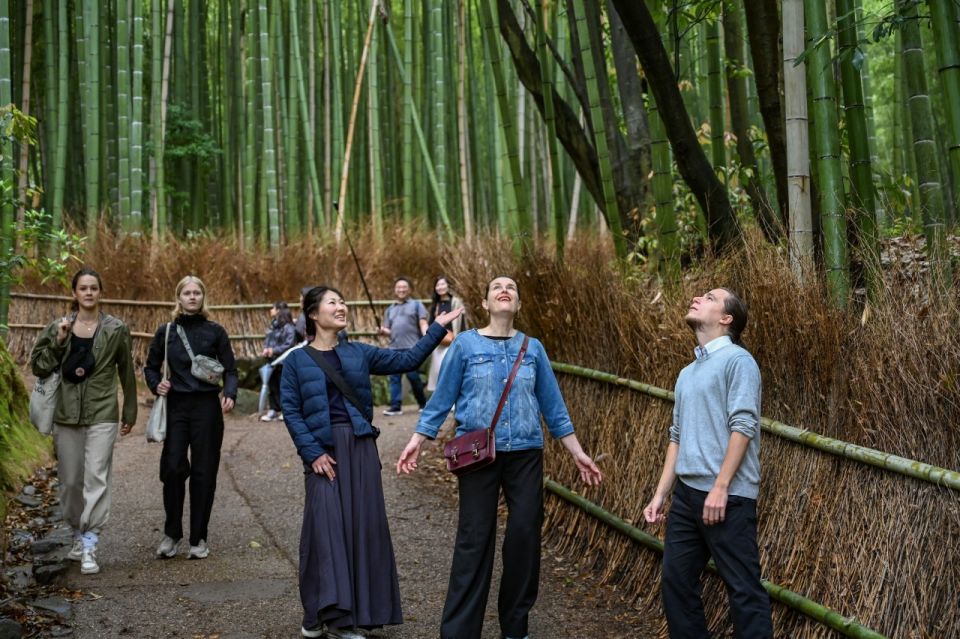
8, 225, 960, 637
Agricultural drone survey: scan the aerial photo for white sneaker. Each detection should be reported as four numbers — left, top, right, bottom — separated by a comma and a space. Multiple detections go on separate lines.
260, 410, 278, 422
382, 408, 403, 416
324, 628, 365, 639
156, 535, 181, 559
67, 538, 83, 561
188, 539, 210, 559
80, 547, 100, 574
300, 624, 325, 638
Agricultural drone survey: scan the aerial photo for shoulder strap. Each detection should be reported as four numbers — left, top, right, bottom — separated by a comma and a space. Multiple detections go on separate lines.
489, 335, 530, 433
303, 347, 367, 417
175, 324, 197, 362
162, 323, 171, 381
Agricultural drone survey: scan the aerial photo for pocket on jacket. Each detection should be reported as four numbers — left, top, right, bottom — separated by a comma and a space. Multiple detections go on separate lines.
467, 354, 495, 379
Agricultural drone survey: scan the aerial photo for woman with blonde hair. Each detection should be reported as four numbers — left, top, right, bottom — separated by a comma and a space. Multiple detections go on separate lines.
144, 275, 238, 560
30, 267, 138, 575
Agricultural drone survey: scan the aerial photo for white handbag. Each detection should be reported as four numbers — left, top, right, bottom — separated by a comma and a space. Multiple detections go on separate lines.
29, 371, 61, 435
146, 323, 171, 443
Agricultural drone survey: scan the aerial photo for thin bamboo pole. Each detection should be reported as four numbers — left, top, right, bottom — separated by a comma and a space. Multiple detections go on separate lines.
545, 479, 887, 639
550, 362, 960, 492
333, 0, 379, 244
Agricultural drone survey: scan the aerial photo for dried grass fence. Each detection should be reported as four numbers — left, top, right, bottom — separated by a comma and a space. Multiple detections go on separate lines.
6, 228, 959, 637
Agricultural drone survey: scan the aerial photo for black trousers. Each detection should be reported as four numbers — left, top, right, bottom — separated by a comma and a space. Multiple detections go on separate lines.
267, 364, 283, 412
441, 449, 543, 639
159, 391, 224, 546
662, 481, 773, 639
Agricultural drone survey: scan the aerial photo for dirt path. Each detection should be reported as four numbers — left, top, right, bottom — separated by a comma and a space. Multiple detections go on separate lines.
63, 404, 652, 638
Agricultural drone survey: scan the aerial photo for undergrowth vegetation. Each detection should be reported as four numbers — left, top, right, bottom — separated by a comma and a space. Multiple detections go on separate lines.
8, 224, 960, 637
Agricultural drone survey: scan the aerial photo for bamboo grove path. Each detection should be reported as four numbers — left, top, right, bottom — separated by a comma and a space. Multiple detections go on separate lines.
61, 392, 652, 639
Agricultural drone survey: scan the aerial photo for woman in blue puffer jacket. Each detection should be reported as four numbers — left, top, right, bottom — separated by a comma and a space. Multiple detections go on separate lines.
281, 285, 463, 639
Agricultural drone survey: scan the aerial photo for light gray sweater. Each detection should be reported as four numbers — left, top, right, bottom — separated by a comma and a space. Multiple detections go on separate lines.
669, 336, 762, 499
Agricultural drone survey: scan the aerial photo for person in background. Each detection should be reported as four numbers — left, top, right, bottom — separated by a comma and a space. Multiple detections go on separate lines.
30, 267, 138, 576
643, 288, 773, 638
378, 277, 428, 416
260, 301, 297, 422
397, 275, 603, 639
426, 275, 465, 392
282, 285, 463, 638
144, 275, 238, 561
294, 286, 314, 342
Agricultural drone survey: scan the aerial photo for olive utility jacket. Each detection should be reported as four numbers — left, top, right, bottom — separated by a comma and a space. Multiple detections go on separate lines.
30, 314, 139, 426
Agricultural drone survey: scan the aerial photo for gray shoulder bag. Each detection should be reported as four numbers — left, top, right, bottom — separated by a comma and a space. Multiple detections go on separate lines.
175, 324, 225, 384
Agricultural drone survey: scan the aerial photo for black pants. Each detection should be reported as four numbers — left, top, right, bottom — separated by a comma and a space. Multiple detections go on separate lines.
441, 449, 543, 639
268, 364, 283, 412
159, 391, 224, 546
662, 481, 773, 638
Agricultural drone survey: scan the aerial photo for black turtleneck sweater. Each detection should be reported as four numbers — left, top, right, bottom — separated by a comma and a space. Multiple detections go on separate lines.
144, 313, 239, 399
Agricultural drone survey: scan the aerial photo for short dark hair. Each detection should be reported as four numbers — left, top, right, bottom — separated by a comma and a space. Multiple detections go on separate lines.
721, 287, 748, 343
70, 267, 103, 312
394, 276, 412, 287
302, 285, 345, 337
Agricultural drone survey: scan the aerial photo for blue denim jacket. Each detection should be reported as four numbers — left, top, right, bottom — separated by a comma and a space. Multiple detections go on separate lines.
416, 329, 575, 452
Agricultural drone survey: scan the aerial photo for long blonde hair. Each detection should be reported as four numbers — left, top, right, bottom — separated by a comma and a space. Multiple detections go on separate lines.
172, 275, 210, 319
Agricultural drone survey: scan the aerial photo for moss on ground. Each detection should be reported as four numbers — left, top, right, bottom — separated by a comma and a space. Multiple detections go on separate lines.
0, 342, 52, 521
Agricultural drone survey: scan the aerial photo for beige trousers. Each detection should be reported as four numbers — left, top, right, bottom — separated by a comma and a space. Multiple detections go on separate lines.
53, 421, 119, 535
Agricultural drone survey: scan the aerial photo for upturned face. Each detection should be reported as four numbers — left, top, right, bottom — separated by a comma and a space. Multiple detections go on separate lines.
394, 280, 411, 301
684, 288, 731, 332
311, 290, 348, 331
435, 278, 450, 297
482, 277, 520, 316
179, 282, 205, 315
73, 275, 101, 311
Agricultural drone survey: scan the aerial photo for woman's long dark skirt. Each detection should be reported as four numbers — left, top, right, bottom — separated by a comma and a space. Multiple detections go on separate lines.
299, 423, 402, 631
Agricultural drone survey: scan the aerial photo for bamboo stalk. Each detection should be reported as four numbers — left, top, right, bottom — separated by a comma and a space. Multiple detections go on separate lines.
544, 479, 887, 639
550, 362, 960, 492
8, 292, 421, 309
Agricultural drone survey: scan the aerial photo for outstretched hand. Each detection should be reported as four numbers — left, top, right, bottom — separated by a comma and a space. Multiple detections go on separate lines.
397, 433, 427, 474
434, 306, 464, 329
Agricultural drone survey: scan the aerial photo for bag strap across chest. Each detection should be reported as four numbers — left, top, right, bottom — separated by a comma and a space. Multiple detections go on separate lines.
303, 347, 367, 417
488, 335, 530, 433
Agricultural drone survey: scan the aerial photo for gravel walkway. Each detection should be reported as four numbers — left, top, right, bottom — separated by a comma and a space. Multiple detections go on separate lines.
62, 403, 653, 638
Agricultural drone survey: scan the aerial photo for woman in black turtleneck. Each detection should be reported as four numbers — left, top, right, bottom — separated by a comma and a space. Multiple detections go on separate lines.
144, 275, 238, 561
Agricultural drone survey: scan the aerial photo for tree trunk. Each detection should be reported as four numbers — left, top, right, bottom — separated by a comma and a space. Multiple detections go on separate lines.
743, 0, 789, 224
836, 0, 879, 295
899, 0, 952, 287
805, 0, 850, 307
723, 2, 780, 242
608, 0, 739, 251
16, 0, 33, 229
782, 0, 813, 276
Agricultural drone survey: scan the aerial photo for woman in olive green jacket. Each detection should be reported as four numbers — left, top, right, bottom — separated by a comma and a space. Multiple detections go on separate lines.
30, 267, 137, 576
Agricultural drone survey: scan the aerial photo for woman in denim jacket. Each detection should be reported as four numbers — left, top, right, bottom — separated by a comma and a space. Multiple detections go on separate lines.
397, 276, 603, 639
282, 285, 463, 639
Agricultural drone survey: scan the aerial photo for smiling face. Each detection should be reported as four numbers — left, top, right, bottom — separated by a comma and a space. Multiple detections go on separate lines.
179, 282, 205, 315
435, 277, 450, 297
684, 288, 732, 335
310, 290, 348, 332
394, 279, 411, 302
482, 276, 520, 317
72, 275, 102, 311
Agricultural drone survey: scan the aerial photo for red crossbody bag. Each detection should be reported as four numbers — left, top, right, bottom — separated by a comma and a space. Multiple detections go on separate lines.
444, 335, 530, 476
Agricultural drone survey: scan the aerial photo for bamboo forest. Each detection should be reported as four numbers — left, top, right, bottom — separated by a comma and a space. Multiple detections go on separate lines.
0, 0, 959, 638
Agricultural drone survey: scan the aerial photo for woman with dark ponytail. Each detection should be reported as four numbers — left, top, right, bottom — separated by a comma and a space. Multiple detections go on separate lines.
281, 285, 463, 639
30, 267, 138, 576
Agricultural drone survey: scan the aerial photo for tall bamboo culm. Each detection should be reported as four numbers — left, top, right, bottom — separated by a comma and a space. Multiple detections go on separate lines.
897, 0, 952, 287
783, 0, 813, 276
928, 0, 960, 229
803, 0, 849, 306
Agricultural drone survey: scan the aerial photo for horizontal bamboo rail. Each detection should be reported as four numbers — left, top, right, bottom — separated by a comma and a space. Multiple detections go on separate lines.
9, 292, 428, 310
545, 479, 887, 639
551, 362, 960, 493
7, 323, 379, 342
